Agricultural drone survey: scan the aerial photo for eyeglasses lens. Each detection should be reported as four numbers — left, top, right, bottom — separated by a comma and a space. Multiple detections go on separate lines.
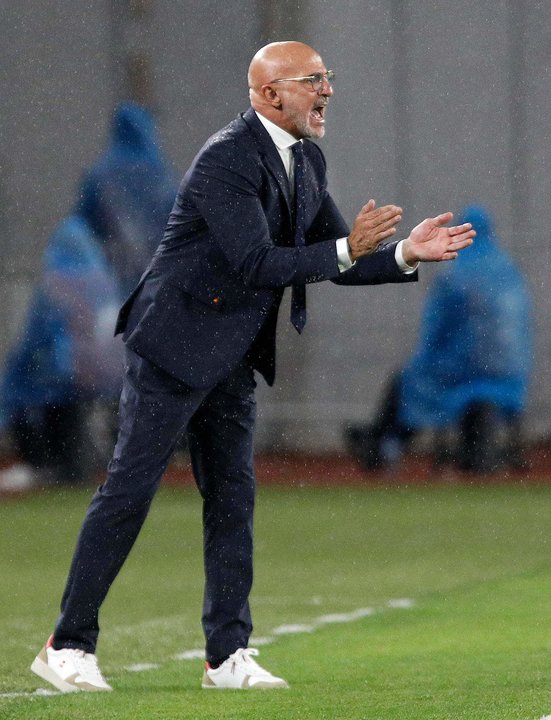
311, 71, 335, 91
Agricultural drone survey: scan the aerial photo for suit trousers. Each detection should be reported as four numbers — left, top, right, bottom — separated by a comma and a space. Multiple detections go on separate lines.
54, 346, 257, 663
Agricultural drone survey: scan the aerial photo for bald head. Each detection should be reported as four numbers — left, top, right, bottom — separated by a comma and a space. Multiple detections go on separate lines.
248, 41, 323, 91
248, 41, 332, 139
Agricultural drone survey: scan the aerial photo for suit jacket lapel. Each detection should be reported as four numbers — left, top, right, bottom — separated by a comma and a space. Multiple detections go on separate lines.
241, 108, 292, 217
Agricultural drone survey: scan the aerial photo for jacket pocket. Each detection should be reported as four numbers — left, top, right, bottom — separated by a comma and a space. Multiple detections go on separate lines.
166, 278, 225, 312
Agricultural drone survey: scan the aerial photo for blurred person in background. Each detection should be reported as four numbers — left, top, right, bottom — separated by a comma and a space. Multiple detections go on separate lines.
0, 215, 123, 491
345, 205, 533, 474
77, 102, 178, 297
0, 103, 178, 492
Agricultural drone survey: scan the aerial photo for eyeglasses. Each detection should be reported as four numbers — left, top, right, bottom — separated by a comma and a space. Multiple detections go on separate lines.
270, 70, 335, 93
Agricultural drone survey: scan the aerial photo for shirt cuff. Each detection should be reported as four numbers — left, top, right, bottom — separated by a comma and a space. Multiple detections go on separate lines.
336, 237, 355, 273
395, 240, 419, 274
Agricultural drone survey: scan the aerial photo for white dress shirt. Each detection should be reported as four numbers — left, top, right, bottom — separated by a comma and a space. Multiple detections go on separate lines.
254, 111, 418, 275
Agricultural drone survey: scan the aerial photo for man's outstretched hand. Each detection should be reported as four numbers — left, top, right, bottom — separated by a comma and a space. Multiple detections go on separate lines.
401, 212, 476, 265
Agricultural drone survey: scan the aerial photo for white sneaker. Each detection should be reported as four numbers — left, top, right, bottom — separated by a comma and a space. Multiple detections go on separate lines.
202, 647, 289, 689
31, 636, 112, 693
0, 463, 37, 492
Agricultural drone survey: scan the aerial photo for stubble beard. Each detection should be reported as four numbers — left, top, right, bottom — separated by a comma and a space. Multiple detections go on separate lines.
286, 107, 326, 140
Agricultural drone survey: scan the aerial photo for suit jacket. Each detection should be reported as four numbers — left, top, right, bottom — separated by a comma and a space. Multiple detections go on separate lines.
115, 107, 416, 388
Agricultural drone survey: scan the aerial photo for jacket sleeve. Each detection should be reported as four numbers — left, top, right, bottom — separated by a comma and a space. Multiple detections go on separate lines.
333, 240, 418, 286
303, 142, 417, 287
189, 140, 341, 289
305, 188, 417, 286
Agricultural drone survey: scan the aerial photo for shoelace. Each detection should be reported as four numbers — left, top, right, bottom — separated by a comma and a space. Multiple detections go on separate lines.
227, 648, 270, 676
70, 650, 108, 684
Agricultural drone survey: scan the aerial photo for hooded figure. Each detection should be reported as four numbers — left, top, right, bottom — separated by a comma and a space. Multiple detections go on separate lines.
346, 205, 533, 472
0, 215, 123, 485
77, 102, 178, 297
398, 204, 533, 429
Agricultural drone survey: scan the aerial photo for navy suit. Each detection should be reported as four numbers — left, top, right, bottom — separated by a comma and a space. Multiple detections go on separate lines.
54, 108, 415, 663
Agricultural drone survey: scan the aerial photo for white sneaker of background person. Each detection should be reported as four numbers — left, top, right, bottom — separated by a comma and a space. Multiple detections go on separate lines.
31, 635, 112, 692
202, 648, 289, 689
0, 463, 38, 492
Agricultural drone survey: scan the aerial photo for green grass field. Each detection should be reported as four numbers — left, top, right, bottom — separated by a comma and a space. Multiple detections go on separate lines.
1, 481, 550, 719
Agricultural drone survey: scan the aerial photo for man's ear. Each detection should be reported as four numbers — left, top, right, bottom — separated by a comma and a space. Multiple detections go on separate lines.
261, 84, 282, 108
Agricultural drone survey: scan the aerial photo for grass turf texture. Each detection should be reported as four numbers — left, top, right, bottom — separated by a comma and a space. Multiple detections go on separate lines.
0, 483, 550, 719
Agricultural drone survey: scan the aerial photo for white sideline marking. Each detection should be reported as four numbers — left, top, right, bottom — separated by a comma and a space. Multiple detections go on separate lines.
0, 688, 60, 698
387, 598, 416, 609
316, 607, 376, 624
172, 649, 204, 660
249, 636, 274, 646
5, 598, 415, 699
273, 623, 315, 635
316, 613, 356, 624
538, 715, 551, 719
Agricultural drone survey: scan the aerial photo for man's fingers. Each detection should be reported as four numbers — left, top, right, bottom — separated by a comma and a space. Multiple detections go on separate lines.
440, 232, 475, 260
357, 209, 402, 247
448, 222, 474, 236
449, 239, 474, 252
359, 203, 402, 218
374, 226, 398, 242
380, 204, 402, 218
359, 199, 377, 214
361, 207, 402, 229
448, 230, 475, 247
379, 214, 402, 232
433, 211, 453, 226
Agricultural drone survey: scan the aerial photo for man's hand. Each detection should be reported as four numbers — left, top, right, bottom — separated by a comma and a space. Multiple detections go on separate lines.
401, 212, 476, 265
347, 199, 402, 262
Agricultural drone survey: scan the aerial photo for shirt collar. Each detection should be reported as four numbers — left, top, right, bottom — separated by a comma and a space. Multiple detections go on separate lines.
255, 111, 301, 150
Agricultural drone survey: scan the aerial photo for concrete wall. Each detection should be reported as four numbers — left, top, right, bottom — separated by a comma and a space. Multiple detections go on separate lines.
1, 0, 116, 345
1, 0, 549, 450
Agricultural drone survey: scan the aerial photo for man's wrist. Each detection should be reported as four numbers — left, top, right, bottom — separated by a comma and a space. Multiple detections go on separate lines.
395, 239, 419, 274
336, 236, 355, 272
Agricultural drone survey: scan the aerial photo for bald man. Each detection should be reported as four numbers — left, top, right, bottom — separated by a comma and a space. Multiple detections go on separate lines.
31, 42, 474, 693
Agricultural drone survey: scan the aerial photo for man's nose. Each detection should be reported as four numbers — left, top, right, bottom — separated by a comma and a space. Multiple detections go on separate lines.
320, 78, 333, 96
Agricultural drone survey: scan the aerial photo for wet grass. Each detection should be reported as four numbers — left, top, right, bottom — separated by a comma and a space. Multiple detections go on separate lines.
0, 482, 550, 718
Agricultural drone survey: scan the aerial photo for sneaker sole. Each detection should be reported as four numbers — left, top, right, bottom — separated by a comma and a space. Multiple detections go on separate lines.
30, 655, 80, 693
201, 683, 289, 689
201, 671, 289, 689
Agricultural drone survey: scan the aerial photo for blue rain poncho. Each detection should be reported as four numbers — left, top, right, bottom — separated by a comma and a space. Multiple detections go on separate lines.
77, 102, 178, 296
1, 216, 124, 421
398, 205, 533, 430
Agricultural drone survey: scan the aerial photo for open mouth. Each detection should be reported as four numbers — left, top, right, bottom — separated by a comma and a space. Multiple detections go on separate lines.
310, 105, 326, 123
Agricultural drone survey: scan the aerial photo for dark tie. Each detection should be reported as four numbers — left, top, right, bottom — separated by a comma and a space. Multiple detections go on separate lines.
291, 142, 306, 333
